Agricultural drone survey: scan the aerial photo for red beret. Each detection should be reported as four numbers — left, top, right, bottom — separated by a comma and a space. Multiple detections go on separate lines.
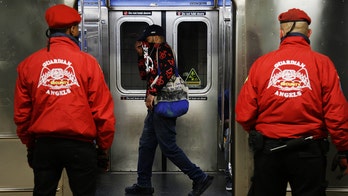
278, 8, 311, 25
45, 4, 81, 29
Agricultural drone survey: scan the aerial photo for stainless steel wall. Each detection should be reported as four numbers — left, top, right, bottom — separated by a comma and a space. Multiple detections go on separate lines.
0, 1, 70, 195
234, 0, 348, 195
0, 0, 53, 136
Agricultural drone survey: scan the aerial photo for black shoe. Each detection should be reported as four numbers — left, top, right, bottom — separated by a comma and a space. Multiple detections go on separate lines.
226, 178, 232, 191
188, 175, 214, 196
125, 184, 154, 195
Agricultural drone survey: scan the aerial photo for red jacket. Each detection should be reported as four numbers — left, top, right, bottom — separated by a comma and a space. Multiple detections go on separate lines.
236, 35, 348, 151
14, 36, 115, 150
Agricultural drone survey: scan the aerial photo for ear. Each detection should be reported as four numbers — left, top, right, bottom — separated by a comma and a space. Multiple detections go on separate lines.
279, 29, 284, 38
70, 25, 79, 36
307, 29, 312, 38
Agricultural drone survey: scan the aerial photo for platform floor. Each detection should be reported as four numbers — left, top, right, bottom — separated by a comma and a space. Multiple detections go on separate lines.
95, 171, 232, 196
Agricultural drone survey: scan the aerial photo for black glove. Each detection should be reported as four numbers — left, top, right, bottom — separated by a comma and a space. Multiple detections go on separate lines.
97, 149, 109, 171
248, 130, 264, 152
331, 151, 348, 180
27, 148, 34, 168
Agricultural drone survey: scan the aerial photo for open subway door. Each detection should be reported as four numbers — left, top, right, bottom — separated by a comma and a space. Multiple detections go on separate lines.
108, 0, 219, 172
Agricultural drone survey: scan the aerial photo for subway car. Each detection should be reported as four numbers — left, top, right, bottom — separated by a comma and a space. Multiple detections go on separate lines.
0, 0, 347, 195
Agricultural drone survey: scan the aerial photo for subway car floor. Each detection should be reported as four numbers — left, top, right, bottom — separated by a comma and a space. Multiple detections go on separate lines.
95, 171, 232, 196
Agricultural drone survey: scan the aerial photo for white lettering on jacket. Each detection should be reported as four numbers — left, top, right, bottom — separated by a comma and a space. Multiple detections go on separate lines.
38, 59, 80, 96
267, 60, 311, 98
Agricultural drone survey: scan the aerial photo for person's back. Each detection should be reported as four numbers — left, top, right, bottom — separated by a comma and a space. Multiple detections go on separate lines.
18, 36, 112, 143
243, 35, 342, 139
14, 4, 115, 196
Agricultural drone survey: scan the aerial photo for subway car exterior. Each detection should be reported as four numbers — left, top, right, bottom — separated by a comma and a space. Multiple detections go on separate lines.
0, 0, 347, 195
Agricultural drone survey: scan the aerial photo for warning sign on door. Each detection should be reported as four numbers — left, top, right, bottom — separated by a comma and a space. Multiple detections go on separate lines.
185, 68, 201, 88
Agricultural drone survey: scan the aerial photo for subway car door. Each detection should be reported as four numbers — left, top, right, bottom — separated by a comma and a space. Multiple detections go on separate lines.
165, 10, 219, 172
109, 10, 161, 171
109, 9, 219, 172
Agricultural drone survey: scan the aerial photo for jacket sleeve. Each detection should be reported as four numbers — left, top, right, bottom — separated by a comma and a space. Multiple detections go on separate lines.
88, 61, 116, 150
14, 62, 35, 148
321, 58, 348, 151
235, 64, 259, 132
137, 56, 147, 80
148, 44, 175, 95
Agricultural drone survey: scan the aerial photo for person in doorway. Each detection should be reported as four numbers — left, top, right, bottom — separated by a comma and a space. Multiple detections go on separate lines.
235, 8, 348, 196
218, 89, 233, 191
14, 4, 115, 196
125, 24, 213, 196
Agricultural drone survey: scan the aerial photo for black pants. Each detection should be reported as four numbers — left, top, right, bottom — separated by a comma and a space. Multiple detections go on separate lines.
248, 139, 328, 196
32, 137, 97, 196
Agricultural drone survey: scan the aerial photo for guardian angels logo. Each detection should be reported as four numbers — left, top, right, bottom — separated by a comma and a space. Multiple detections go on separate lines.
38, 59, 80, 96
267, 60, 311, 98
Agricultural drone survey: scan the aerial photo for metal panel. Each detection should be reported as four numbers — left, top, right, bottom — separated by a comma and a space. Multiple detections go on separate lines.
0, 139, 33, 190
0, 139, 66, 195
79, 5, 110, 79
0, 0, 54, 137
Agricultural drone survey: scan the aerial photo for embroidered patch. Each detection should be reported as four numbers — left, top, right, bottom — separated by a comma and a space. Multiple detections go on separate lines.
267, 60, 311, 98
38, 59, 80, 96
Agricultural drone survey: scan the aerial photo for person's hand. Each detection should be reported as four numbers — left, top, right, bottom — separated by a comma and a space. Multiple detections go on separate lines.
145, 94, 155, 110
331, 151, 348, 179
97, 149, 109, 171
27, 148, 34, 168
135, 41, 143, 56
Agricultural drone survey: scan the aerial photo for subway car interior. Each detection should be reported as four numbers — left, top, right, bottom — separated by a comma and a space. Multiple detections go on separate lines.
0, 0, 347, 195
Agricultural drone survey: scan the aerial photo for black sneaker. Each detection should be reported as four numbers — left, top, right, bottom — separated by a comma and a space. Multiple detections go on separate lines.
188, 175, 214, 196
125, 184, 154, 195
226, 178, 232, 191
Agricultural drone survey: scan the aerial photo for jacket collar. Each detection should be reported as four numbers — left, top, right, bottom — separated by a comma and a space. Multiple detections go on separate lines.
280, 32, 310, 45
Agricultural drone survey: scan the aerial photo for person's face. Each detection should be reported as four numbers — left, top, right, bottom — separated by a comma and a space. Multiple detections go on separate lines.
146, 35, 155, 43
69, 25, 80, 38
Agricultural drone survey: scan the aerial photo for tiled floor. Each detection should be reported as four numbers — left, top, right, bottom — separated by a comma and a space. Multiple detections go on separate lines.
96, 172, 232, 196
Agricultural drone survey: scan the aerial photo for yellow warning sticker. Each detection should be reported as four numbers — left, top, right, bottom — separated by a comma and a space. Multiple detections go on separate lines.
185, 68, 201, 87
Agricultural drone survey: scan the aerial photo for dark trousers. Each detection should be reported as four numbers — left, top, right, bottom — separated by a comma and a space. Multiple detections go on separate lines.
137, 110, 206, 187
249, 139, 328, 196
32, 137, 97, 196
